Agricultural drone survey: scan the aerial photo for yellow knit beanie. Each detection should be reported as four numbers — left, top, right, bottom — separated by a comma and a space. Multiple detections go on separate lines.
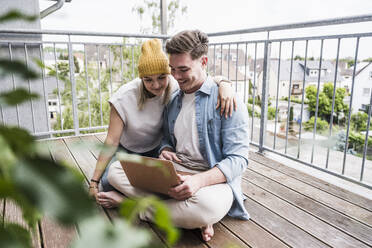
138, 39, 170, 78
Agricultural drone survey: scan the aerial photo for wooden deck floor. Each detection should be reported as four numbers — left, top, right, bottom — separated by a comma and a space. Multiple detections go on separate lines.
3, 134, 372, 248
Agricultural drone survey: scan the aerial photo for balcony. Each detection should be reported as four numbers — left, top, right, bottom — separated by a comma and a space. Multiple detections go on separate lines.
1, 14, 372, 247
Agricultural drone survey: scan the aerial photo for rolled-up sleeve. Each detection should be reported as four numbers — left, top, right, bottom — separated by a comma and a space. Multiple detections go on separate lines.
216, 101, 249, 183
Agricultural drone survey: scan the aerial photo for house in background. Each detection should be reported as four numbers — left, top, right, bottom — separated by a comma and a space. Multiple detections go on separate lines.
351, 62, 372, 113
257, 59, 341, 101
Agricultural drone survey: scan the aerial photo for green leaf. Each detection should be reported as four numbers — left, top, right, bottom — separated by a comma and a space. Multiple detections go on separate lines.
0, 223, 32, 248
0, 89, 39, 106
11, 156, 96, 225
119, 197, 179, 246
0, 60, 39, 80
72, 215, 151, 248
0, 135, 16, 178
0, 10, 37, 23
0, 125, 35, 156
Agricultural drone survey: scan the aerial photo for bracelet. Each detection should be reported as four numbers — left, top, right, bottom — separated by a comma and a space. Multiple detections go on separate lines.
89, 185, 98, 189
90, 179, 100, 183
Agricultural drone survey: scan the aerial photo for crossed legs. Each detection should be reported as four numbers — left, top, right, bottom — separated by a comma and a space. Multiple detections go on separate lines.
98, 161, 233, 241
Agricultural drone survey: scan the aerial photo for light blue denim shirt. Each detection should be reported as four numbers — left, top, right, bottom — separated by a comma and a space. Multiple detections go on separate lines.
160, 76, 250, 220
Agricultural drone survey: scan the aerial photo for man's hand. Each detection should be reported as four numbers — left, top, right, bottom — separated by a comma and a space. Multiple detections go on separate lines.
216, 81, 237, 119
168, 174, 203, 200
159, 148, 181, 163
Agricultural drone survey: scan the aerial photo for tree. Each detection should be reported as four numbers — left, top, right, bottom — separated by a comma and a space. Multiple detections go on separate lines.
305, 83, 348, 124
351, 112, 369, 132
132, 0, 187, 34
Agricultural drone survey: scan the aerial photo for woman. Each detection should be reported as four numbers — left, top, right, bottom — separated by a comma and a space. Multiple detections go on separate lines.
89, 39, 235, 205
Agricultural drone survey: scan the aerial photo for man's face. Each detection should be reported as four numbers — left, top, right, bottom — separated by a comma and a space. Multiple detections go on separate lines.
169, 53, 207, 94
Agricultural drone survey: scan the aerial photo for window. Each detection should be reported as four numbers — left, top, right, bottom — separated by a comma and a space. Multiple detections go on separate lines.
369, 71, 372, 79
363, 88, 370, 97
293, 84, 299, 89
310, 70, 318, 77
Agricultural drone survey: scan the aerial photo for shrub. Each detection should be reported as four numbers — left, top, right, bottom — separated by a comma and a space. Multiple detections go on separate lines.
304, 116, 329, 131
247, 104, 261, 118
267, 106, 276, 120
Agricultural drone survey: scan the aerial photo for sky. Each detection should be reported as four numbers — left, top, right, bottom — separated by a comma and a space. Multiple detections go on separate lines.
39, 0, 372, 59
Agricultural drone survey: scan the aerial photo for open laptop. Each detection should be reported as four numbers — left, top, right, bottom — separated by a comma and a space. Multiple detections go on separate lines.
117, 152, 181, 195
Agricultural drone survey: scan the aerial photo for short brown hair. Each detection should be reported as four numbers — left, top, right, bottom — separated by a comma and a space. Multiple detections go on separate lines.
166, 30, 209, 60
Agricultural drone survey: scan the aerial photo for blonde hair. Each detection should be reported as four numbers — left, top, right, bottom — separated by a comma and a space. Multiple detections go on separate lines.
137, 75, 171, 110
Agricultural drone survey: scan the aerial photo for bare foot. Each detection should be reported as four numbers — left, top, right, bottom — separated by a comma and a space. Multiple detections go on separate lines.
97, 191, 125, 208
201, 225, 214, 242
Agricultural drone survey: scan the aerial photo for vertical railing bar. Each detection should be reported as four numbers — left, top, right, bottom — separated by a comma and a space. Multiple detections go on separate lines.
24, 43, 36, 133
39, 44, 51, 132
251, 43, 258, 141
259, 38, 271, 153
360, 90, 372, 181
83, 44, 92, 129
131, 46, 134, 79
342, 37, 360, 175
108, 46, 113, 96
285, 41, 295, 154
96, 45, 103, 127
311, 39, 324, 164
325, 38, 341, 169
8, 43, 20, 126
53, 43, 63, 130
227, 44, 231, 80
120, 44, 124, 82
243, 42, 248, 103
273, 41, 282, 150
68, 36, 80, 135
297, 40, 309, 158
213, 45, 216, 75
220, 44, 223, 75
235, 44, 239, 92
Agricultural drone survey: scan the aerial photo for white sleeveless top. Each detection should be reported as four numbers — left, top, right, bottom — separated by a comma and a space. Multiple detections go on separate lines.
109, 77, 177, 153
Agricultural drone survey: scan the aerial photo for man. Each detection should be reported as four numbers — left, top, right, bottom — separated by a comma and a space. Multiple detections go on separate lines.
159, 30, 250, 241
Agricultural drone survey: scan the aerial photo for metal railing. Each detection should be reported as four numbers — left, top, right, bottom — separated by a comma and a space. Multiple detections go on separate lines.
1, 14, 372, 189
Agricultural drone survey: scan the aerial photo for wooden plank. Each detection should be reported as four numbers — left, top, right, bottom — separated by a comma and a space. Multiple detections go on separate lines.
246, 159, 372, 227
40, 217, 77, 248
240, 196, 328, 247
80, 135, 102, 158
244, 165, 372, 246
4, 200, 42, 248
36, 142, 79, 248
95, 133, 106, 143
221, 216, 288, 248
203, 223, 249, 248
242, 181, 370, 248
47, 139, 111, 222
249, 151, 372, 212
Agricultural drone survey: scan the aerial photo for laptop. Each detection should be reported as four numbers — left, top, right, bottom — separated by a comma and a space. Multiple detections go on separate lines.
117, 152, 181, 195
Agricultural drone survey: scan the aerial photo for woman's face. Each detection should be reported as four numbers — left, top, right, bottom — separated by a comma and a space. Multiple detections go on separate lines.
142, 74, 168, 96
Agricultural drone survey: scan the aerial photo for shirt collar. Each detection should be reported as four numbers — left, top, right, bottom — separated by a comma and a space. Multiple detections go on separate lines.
176, 75, 214, 97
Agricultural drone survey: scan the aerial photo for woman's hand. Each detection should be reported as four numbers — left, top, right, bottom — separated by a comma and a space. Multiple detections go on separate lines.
159, 148, 181, 163
89, 182, 99, 202
216, 80, 237, 119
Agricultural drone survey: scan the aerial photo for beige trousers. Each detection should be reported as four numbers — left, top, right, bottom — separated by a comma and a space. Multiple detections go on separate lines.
107, 161, 233, 229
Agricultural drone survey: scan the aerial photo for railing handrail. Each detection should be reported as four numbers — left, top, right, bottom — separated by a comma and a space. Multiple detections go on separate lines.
0, 29, 169, 39
207, 13, 372, 37
0, 13, 371, 39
